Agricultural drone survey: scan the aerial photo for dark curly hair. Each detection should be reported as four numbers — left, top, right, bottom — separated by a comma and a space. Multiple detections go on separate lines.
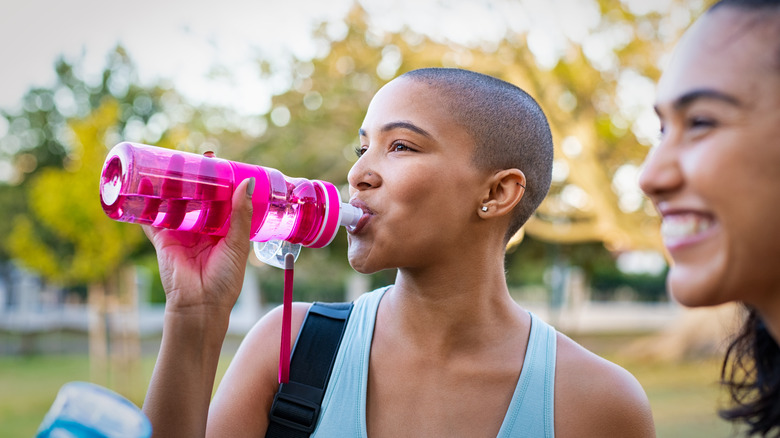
720, 309, 780, 437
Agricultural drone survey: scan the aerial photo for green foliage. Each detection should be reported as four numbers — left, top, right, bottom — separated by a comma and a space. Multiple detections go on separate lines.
1, 47, 192, 286
7, 100, 144, 285
0, 2, 711, 297
0, 46, 252, 287
590, 267, 668, 302
506, 236, 667, 301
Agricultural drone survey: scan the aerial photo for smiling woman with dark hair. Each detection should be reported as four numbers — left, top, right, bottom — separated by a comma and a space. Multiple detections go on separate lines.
640, 0, 780, 436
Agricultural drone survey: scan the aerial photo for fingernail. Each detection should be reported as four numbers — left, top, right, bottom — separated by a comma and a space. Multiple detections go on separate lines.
246, 177, 255, 197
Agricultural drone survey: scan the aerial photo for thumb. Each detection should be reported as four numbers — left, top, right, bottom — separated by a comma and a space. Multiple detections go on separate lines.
224, 177, 255, 251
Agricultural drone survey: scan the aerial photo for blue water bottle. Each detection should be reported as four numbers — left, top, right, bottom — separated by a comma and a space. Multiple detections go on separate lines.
36, 381, 152, 438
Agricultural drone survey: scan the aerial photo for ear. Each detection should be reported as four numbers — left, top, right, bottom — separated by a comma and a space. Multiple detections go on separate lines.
478, 169, 526, 218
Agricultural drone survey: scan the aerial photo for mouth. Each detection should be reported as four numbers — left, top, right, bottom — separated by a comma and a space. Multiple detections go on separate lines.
660, 213, 717, 249
347, 199, 373, 235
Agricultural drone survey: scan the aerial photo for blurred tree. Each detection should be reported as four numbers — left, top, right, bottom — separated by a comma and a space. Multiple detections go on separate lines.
0, 47, 158, 275
0, 0, 710, 302
500, 0, 701, 253
242, 1, 705, 295
0, 46, 259, 384
0, 46, 259, 288
7, 99, 144, 284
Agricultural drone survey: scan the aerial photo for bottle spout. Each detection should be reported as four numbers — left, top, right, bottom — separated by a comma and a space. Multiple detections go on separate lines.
339, 203, 362, 228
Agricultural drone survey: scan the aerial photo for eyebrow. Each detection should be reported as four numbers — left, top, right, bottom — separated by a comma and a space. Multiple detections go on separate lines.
655, 88, 742, 114
359, 121, 433, 138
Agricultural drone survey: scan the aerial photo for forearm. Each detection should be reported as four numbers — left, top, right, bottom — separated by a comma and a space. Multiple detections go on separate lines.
143, 309, 230, 438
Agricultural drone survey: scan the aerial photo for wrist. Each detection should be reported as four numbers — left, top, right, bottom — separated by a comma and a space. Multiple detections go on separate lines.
162, 305, 231, 348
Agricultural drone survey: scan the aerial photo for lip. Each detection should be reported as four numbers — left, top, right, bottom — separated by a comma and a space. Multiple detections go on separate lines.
347, 198, 374, 235
658, 208, 719, 252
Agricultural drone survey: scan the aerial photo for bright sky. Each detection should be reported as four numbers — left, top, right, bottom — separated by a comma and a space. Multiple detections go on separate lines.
0, 0, 670, 116
0, 0, 355, 114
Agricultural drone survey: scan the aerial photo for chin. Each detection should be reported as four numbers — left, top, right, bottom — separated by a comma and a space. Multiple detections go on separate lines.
667, 266, 731, 308
347, 249, 379, 275
348, 260, 376, 275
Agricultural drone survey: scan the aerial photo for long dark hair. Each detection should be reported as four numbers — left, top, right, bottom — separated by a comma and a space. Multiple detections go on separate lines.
719, 308, 780, 436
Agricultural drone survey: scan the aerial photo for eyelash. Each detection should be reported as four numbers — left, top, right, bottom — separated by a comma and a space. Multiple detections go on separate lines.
354, 141, 414, 158
391, 141, 413, 152
688, 116, 716, 129
657, 115, 717, 140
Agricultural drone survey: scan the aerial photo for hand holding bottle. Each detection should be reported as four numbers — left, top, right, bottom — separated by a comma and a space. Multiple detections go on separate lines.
143, 177, 254, 316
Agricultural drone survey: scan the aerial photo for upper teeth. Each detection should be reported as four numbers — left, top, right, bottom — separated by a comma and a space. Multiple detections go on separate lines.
661, 215, 714, 241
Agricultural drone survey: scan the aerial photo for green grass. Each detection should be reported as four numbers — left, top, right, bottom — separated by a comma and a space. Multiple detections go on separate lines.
620, 357, 741, 437
0, 353, 742, 437
0, 354, 234, 437
0, 356, 94, 437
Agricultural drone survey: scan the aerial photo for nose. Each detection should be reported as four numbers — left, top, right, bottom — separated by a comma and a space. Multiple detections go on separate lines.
348, 154, 381, 192
638, 138, 683, 201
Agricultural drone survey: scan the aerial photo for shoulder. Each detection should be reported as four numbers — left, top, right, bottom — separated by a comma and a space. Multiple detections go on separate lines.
235, 302, 313, 360
553, 332, 655, 438
206, 302, 312, 436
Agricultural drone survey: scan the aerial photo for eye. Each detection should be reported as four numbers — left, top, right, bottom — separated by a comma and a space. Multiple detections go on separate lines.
687, 116, 717, 130
391, 141, 414, 153
354, 145, 368, 158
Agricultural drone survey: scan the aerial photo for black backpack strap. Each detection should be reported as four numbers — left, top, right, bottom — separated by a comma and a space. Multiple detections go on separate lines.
265, 301, 354, 438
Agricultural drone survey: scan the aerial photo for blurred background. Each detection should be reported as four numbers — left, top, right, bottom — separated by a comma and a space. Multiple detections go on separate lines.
0, 0, 744, 436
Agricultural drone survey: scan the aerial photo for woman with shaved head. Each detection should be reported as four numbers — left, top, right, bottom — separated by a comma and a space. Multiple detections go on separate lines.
142, 67, 655, 437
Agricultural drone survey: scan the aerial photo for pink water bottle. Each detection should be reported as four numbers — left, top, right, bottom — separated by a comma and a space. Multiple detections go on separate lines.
99, 142, 361, 248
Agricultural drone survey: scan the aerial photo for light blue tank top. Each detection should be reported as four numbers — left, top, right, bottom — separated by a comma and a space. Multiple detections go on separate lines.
311, 287, 557, 438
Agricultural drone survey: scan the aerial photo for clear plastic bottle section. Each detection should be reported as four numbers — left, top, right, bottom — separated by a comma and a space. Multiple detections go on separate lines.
100, 142, 361, 249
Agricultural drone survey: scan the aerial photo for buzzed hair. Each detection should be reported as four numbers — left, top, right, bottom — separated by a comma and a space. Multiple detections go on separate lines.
400, 68, 554, 243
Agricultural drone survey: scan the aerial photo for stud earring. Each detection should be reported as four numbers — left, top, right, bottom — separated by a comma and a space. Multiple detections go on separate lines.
481, 205, 488, 212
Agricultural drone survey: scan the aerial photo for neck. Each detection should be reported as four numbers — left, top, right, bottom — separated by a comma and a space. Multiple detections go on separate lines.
747, 278, 780, 345
756, 295, 780, 346
394, 234, 509, 299
380, 243, 527, 352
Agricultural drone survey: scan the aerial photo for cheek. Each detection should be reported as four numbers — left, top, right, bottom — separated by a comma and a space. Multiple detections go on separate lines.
680, 139, 753, 211
403, 178, 478, 224
724, 203, 780, 303
680, 142, 725, 188
389, 167, 451, 208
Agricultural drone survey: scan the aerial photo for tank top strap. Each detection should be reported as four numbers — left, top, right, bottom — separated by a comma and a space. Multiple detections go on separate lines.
311, 286, 389, 438
497, 311, 557, 438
